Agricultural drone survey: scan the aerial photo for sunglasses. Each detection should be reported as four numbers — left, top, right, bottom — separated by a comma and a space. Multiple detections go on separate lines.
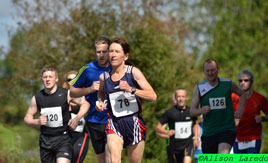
238, 79, 250, 83
65, 78, 73, 82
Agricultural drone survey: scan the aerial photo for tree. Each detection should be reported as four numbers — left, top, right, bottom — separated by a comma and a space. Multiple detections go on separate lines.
172, 0, 268, 153
4, 0, 200, 161
201, 0, 268, 153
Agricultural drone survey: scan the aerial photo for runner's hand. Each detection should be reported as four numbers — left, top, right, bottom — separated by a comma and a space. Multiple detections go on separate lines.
193, 139, 199, 148
39, 115, 47, 125
201, 105, 210, 115
68, 118, 79, 130
119, 80, 131, 92
168, 130, 175, 138
255, 115, 262, 123
235, 118, 240, 126
96, 101, 105, 112
91, 81, 100, 92
234, 108, 243, 119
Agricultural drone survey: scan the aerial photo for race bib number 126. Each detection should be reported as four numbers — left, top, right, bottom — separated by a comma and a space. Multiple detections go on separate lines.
209, 97, 226, 110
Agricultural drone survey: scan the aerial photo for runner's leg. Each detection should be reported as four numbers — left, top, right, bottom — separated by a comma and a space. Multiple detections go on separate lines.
107, 134, 124, 163
127, 140, 145, 163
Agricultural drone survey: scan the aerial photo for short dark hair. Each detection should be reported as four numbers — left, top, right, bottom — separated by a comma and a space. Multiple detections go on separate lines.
173, 88, 187, 99
203, 59, 219, 70
41, 66, 58, 77
95, 36, 111, 47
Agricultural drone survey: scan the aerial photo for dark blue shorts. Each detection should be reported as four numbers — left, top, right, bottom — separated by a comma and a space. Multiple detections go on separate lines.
106, 114, 146, 147
233, 139, 262, 153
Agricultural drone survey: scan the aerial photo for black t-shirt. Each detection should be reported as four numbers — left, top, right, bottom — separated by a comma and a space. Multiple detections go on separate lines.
35, 87, 70, 136
159, 106, 197, 151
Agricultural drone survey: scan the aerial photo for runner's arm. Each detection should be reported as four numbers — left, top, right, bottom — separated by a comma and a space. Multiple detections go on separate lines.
131, 67, 157, 101
70, 85, 97, 98
156, 132, 170, 139
74, 96, 89, 120
193, 120, 199, 138
155, 122, 174, 139
68, 95, 90, 130
231, 81, 247, 119
190, 86, 202, 117
96, 74, 106, 112
24, 96, 45, 127
254, 97, 268, 122
192, 120, 200, 148
98, 74, 105, 102
260, 96, 268, 122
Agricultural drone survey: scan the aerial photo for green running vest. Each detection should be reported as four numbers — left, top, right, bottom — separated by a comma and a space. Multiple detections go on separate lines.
198, 78, 235, 136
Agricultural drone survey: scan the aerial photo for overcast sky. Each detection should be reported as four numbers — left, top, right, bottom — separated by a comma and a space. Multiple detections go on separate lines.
0, 0, 17, 54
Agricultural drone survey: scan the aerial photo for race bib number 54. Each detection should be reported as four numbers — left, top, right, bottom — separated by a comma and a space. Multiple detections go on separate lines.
109, 91, 139, 117
209, 97, 226, 110
175, 121, 192, 139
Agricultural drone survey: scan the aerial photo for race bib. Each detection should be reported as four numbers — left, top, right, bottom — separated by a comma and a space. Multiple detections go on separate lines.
109, 91, 139, 117
238, 140, 256, 150
41, 106, 63, 127
175, 121, 192, 139
71, 113, 85, 132
209, 97, 226, 110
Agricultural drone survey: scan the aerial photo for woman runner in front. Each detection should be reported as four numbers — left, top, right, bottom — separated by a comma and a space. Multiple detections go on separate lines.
96, 38, 157, 163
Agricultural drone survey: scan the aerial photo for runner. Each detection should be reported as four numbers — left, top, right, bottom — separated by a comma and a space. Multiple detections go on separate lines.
190, 59, 247, 153
193, 115, 203, 163
63, 71, 90, 163
24, 66, 89, 163
96, 38, 157, 163
70, 36, 112, 163
232, 69, 268, 153
156, 88, 198, 163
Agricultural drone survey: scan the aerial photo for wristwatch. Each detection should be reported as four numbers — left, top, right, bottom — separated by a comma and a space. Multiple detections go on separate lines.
131, 87, 136, 94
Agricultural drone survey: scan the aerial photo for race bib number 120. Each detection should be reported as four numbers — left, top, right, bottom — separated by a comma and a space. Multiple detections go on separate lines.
41, 106, 63, 127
